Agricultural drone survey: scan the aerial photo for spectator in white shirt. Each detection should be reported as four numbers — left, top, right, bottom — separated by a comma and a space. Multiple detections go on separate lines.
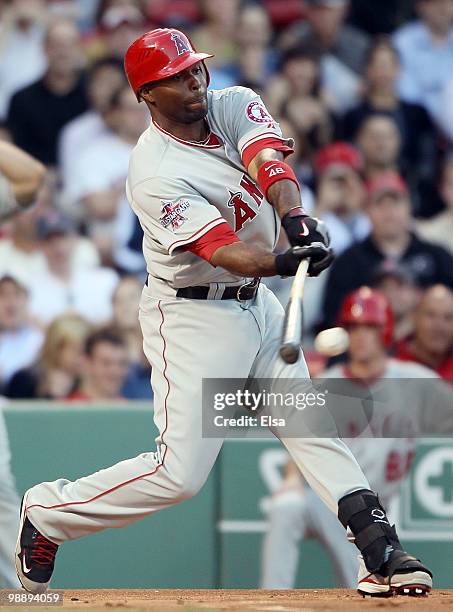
28, 212, 119, 326
58, 57, 126, 196
61, 82, 148, 263
393, 0, 453, 126
0, 275, 43, 391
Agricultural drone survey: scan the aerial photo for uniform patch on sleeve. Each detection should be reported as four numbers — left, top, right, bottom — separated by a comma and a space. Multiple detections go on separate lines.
246, 100, 273, 124
159, 198, 190, 230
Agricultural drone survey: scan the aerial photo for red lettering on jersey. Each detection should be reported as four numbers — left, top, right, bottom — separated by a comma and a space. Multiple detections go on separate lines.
240, 174, 263, 206
228, 190, 256, 231
385, 449, 414, 482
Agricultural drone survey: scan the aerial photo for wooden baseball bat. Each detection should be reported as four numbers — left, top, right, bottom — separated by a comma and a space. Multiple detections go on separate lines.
279, 258, 310, 364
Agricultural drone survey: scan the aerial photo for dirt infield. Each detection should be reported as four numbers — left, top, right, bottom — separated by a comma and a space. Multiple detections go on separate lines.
3, 589, 450, 611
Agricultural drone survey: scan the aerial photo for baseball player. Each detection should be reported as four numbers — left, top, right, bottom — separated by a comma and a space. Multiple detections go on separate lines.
261, 287, 445, 594
16, 29, 432, 597
0, 141, 45, 222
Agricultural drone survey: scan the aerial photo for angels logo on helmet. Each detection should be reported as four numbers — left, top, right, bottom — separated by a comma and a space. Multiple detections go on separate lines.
171, 32, 191, 56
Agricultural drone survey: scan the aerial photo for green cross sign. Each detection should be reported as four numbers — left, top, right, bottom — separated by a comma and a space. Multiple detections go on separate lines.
428, 461, 453, 504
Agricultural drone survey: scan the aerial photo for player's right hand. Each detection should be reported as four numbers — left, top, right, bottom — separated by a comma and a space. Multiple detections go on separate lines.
281, 209, 330, 250
275, 243, 334, 277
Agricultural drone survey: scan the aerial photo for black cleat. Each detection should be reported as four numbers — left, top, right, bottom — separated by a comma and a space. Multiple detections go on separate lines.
15, 495, 59, 593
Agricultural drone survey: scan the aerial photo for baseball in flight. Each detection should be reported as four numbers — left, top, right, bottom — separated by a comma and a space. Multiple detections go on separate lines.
314, 327, 349, 357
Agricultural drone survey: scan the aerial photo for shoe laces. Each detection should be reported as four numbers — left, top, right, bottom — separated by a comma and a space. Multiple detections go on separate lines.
31, 534, 58, 566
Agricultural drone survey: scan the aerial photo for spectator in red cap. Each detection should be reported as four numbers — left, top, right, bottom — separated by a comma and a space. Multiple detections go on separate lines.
321, 171, 453, 326
395, 285, 453, 379
313, 141, 369, 254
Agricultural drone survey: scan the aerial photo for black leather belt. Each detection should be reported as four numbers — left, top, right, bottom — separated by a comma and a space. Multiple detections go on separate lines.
176, 278, 260, 301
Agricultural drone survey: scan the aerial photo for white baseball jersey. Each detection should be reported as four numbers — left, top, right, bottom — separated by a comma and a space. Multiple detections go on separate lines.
322, 358, 440, 505
126, 86, 294, 288
22, 86, 373, 566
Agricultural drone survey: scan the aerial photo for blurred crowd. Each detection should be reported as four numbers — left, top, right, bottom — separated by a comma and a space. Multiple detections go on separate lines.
0, 0, 452, 402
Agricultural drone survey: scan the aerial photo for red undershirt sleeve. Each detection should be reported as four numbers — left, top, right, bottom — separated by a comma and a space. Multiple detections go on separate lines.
241, 136, 294, 169
183, 222, 240, 263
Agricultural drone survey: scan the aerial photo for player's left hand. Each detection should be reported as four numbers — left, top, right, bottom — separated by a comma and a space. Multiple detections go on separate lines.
281, 208, 330, 250
275, 243, 334, 277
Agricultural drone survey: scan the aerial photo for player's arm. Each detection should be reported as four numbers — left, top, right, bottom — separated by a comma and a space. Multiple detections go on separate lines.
189, 224, 330, 278
210, 241, 277, 276
248, 149, 300, 218
247, 148, 331, 255
0, 142, 45, 220
181, 154, 331, 278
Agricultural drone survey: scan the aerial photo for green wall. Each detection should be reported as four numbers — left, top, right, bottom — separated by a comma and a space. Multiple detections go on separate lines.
5, 404, 217, 589
4, 404, 453, 589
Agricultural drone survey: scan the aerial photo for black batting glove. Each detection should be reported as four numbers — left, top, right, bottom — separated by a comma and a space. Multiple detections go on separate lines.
281, 208, 330, 249
275, 243, 335, 278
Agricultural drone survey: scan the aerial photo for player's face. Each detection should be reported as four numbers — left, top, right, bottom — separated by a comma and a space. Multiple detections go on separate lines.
142, 62, 208, 124
347, 324, 385, 362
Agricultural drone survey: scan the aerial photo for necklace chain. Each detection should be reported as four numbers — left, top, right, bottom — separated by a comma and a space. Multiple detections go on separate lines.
188, 121, 211, 144
189, 132, 211, 144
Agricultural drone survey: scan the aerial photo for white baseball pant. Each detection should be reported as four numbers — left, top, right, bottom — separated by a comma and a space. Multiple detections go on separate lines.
25, 284, 370, 546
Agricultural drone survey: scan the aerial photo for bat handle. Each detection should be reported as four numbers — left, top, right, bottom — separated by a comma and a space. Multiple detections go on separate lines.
279, 258, 310, 364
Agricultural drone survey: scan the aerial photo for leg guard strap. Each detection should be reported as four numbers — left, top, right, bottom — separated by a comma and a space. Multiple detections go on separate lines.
338, 489, 401, 573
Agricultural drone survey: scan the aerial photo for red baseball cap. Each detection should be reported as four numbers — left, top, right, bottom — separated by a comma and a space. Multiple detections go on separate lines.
314, 142, 363, 175
367, 172, 408, 201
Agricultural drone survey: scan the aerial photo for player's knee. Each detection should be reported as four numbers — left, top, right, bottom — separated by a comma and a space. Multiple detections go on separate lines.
173, 480, 203, 501
169, 471, 206, 502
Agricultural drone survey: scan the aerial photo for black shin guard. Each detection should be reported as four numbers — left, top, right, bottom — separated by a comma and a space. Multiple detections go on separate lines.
338, 489, 401, 573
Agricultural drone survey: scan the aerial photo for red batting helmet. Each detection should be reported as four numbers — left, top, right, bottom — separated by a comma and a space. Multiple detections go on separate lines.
338, 287, 394, 347
124, 28, 213, 100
